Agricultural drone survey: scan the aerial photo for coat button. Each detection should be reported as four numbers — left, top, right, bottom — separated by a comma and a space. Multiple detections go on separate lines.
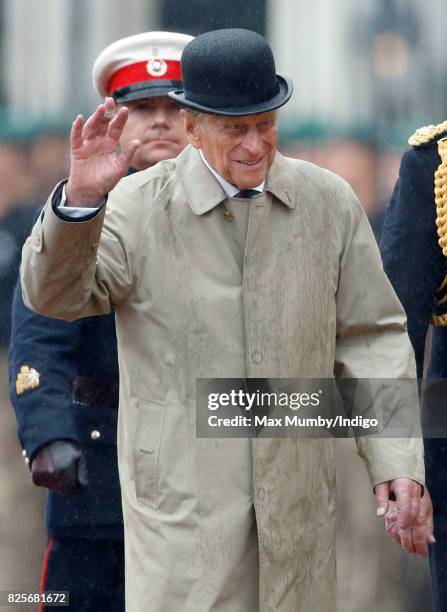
34, 236, 41, 248
90, 430, 101, 440
22, 449, 27, 457
24, 457, 30, 465
223, 210, 233, 221
252, 351, 263, 364
257, 487, 266, 501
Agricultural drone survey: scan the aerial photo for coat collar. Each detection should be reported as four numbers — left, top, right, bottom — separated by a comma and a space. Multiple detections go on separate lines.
175, 146, 295, 215
265, 151, 296, 210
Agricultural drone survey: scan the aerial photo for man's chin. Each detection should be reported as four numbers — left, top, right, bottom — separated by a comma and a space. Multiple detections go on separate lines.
233, 170, 267, 190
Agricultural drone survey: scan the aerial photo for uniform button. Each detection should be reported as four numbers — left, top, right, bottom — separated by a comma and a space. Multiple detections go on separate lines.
257, 487, 266, 501
22, 449, 27, 457
223, 210, 233, 221
90, 430, 101, 440
252, 351, 263, 364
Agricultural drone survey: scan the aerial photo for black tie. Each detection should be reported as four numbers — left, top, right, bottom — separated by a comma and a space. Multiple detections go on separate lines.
235, 189, 259, 199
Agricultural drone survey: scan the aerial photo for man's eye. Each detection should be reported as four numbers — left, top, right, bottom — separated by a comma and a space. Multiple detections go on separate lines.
258, 120, 274, 130
132, 103, 149, 111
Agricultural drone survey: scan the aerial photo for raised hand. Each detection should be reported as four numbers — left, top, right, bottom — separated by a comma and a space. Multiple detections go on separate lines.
65, 97, 141, 206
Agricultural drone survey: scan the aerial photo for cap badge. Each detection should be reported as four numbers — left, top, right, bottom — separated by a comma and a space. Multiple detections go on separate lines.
147, 59, 168, 77
16, 365, 40, 395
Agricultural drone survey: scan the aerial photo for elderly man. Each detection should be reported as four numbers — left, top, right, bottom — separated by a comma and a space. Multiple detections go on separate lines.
9, 31, 191, 612
21, 29, 429, 611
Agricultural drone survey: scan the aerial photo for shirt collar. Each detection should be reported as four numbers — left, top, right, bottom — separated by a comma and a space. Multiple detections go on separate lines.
199, 150, 264, 197
174, 146, 295, 215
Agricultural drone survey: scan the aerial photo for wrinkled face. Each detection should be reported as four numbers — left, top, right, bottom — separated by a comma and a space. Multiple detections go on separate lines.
182, 110, 278, 189
119, 97, 188, 170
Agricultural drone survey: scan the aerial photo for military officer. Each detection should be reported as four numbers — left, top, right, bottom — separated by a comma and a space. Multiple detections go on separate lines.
8, 31, 192, 611
380, 120, 447, 611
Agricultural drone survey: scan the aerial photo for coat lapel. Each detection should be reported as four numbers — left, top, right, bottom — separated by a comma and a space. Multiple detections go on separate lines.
175, 146, 228, 215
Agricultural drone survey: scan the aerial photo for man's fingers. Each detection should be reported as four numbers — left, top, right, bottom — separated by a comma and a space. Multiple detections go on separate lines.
393, 479, 421, 529
374, 482, 390, 517
95, 98, 117, 136
421, 490, 436, 544
399, 525, 428, 559
385, 502, 397, 533
82, 104, 109, 141
103, 96, 116, 117
70, 115, 85, 150
410, 495, 421, 525
107, 106, 129, 141
399, 527, 415, 555
395, 487, 412, 528
412, 526, 429, 559
385, 502, 401, 545
118, 140, 141, 168
386, 521, 401, 545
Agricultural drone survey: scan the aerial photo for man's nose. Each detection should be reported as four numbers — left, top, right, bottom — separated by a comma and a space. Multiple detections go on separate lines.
241, 128, 263, 155
149, 108, 170, 128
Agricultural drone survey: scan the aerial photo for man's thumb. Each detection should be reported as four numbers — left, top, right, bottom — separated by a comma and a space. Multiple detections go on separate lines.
374, 482, 390, 517
120, 139, 141, 166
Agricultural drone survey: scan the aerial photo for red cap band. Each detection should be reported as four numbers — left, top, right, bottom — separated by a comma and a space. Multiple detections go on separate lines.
107, 60, 182, 95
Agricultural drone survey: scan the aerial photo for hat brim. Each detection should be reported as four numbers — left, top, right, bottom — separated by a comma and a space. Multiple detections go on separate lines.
168, 74, 292, 116
113, 80, 183, 103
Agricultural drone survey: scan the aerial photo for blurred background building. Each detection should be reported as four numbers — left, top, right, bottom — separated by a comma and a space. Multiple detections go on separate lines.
4, 0, 447, 141
0, 1, 439, 610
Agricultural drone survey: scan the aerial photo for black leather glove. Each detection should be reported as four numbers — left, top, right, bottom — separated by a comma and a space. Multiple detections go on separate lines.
31, 440, 89, 496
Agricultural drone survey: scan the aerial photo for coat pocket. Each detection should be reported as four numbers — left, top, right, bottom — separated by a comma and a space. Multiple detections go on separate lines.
133, 398, 165, 509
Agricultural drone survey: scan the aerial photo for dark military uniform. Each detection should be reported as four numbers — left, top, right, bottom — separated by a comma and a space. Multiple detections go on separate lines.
0, 204, 37, 347
380, 121, 447, 612
8, 198, 126, 611
8, 288, 124, 611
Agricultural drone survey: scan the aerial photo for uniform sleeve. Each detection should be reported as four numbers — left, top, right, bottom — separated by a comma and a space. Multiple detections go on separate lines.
333, 189, 424, 487
380, 147, 446, 377
20, 179, 141, 321
8, 281, 82, 463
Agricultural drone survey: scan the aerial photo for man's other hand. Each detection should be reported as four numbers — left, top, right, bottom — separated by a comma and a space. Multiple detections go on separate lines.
375, 478, 435, 558
66, 97, 141, 206
31, 440, 89, 496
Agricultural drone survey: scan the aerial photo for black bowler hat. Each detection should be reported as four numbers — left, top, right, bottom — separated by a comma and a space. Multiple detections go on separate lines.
169, 29, 293, 116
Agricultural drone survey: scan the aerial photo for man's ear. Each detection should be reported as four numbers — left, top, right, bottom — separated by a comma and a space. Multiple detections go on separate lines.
181, 109, 202, 149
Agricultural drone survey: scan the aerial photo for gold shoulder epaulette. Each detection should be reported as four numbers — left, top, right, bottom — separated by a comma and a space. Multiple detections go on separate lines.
435, 137, 447, 257
408, 120, 447, 146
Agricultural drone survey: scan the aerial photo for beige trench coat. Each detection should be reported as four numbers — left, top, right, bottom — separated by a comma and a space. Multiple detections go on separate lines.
21, 146, 424, 612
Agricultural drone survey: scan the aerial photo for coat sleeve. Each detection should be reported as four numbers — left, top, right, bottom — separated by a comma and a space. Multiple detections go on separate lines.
333, 187, 424, 487
8, 280, 82, 463
20, 179, 141, 321
380, 146, 446, 377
